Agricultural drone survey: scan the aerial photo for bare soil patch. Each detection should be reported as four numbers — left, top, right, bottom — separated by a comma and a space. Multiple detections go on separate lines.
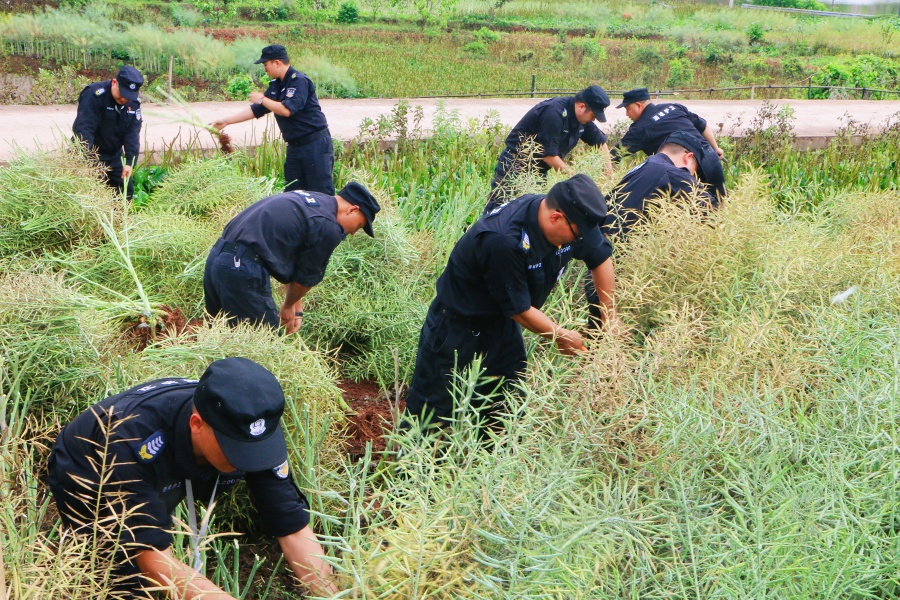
339, 379, 405, 457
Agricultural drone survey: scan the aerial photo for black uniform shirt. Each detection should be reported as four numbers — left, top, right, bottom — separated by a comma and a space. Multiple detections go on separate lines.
503, 97, 608, 174
222, 190, 345, 286
603, 153, 716, 238
72, 80, 142, 164
52, 378, 309, 552
435, 195, 613, 318
251, 66, 329, 144
613, 102, 706, 159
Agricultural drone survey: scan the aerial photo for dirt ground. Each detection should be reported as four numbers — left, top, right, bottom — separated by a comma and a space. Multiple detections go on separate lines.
2, 98, 900, 163
339, 379, 405, 457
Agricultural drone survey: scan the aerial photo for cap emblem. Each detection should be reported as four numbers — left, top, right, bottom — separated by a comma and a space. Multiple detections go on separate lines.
249, 418, 266, 436
129, 83, 136, 90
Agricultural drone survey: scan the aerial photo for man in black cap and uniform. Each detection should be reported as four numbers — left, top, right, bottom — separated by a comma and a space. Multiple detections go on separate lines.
405, 173, 620, 436
47, 357, 339, 598
611, 88, 727, 199
486, 85, 614, 213
583, 131, 718, 327
211, 44, 335, 194
204, 181, 380, 333
72, 65, 144, 199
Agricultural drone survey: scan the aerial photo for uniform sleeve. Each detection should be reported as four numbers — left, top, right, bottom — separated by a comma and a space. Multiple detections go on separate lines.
535, 108, 566, 157
72, 88, 100, 151
573, 235, 613, 270
680, 105, 707, 134
281, 77, 311, 115
244, 465, 311, 537
580, 122, 608, 147
124, 104, 142, 166
289, 222, 342, 287
617, 125, 645, 157
251, 102, 272, 118
478, 232, 532, 317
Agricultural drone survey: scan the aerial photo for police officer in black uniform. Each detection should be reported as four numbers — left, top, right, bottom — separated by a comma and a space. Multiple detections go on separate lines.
405, 174, 620, 436
204, 182, 380, 333
584, 132, 718, 327
47, 357, 338, 598
486, 86, 614, 213
72, 65, 144, 199
611, 88, 727, 199
211, 44, 335, 194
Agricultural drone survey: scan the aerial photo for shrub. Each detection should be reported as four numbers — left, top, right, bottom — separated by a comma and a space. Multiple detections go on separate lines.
170, 4, 202, 27
666, 57, 695, 88
746, 22, 765, 45
634, 45, 665, 67
225, 73, 254, 100
473, 26, 501, 44
462, 40, 488, 57
754, 0, 827, 9
570, 37, 606, 60
337, 1, 360, 23
26, 66, 90, 105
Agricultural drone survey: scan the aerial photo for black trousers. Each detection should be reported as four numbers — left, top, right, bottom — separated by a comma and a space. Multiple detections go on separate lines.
284, 132, 335, 195
103, 158, 135, 200
696, 139, 727, 200
203, 239, 280, 329
404, 301, 527, 433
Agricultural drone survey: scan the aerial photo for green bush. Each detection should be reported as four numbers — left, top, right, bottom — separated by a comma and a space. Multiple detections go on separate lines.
811, 54, 900, 98
634, 45, 665, 67
570, 37, 606, 60
666, 57, 695, 88
462, 40, 488, 57
753, 0, 827, 9
337, 1, 360, 24
746, 22, 765, 45
473, 26, 501, 44
225, 73, 254, 100
26, 66, 90, 105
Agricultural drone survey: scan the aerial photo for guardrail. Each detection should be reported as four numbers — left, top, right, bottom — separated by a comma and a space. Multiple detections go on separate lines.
422, 83, 900, 100
740, 3, 880, 18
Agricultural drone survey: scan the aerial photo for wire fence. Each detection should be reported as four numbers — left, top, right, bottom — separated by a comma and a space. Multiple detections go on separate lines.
422, 81, 900, 101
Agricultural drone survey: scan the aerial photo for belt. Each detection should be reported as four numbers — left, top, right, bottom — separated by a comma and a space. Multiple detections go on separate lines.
287, 128, 328, 147
435, 303, 499, 327
215, 239, 262, 264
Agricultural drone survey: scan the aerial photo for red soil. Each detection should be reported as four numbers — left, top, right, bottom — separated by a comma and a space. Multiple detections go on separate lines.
125, 305, 204, 350
339, 379, 405, 457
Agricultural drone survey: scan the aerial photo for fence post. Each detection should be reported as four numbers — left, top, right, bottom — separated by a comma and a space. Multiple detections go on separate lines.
531, 75, 536, 98
750, 85, 755, 100
861, 87, 867, 100
168, 55, 174, 99
807, 80, 811, 99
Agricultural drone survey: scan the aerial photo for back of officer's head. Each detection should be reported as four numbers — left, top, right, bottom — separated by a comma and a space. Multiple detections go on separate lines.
546, 174, 608, 248
192, 357, 287, 472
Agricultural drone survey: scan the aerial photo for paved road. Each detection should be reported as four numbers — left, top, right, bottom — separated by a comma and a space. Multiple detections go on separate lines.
1, 98, 899, 164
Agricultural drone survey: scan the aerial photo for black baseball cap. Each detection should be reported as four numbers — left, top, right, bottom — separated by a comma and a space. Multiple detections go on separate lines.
574, 85, 610, 122
548, 174, 608, 248
254, 44, 290, 64
662, 131, 705, 161
616, 88, 651, 108
193, 357, 287, 472
115, 66, 143, 102
337, 182, 381, 237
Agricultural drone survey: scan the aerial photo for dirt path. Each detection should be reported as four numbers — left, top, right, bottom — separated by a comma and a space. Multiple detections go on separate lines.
2, 98, 899, 164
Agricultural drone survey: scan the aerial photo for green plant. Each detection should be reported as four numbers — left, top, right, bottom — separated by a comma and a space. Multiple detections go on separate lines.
225, 73, 255, 100
746, 22, 765, 45
473, 26, 501, 44
462, 40, 488, 57
337, 1, 360, 23
666, 57, 695, 88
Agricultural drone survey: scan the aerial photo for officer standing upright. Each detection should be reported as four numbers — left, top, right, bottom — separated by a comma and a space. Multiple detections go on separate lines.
611, 88, 727, 199
486, 85, 614, 213
211, 44, 335, 194
404, 174, 621, 437
47, 357, 339, 598
72, 65, 144, 199
203, 182, 380, 333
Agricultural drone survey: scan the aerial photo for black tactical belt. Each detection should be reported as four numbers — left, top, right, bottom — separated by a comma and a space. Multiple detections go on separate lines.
435, 303, 498, 327
287, 128, 328, 147
216, 240, 262, 264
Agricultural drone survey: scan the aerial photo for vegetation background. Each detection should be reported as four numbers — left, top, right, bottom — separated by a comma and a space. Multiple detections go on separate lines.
1, 0, 900, 598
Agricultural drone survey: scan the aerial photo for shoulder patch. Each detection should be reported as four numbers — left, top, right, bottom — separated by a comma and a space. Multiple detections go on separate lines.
135, 108, 142, 121
95, 87, 106, 96
561, 108, 567, 118
285, 87, 296, 98
273, 460, 290, 479
291, 72, 297, 79
134, 431, 165, 463
520, 230, 531, 252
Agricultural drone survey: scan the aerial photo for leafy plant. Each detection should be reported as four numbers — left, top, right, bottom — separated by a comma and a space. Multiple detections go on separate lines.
337, 1, 360, 23
666, 57, 695, 88
746, 22, 765, 45
225, 73, 255, 100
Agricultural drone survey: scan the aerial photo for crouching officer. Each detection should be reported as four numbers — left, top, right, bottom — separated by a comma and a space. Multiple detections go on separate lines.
47, 357, 339, 598
405, 174, 621, 437
585, 132, 718, 327
72, 65, 144, 199
204, 182, 380, 333
211, 44, 335, 194
611, 88, 727, 200
486, 86, 614, 213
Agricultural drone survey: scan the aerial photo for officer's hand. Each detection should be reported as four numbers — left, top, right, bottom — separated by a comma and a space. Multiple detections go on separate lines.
715, 146, 725, 160
279, 306, 302, 334
210, 120, 228, 132
555, 328, 587, 356
249, 92, 264, 104
122, 164, 133, 179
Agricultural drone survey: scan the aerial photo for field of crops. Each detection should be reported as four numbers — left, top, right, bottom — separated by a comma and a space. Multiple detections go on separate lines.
1, 99, 899, 598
